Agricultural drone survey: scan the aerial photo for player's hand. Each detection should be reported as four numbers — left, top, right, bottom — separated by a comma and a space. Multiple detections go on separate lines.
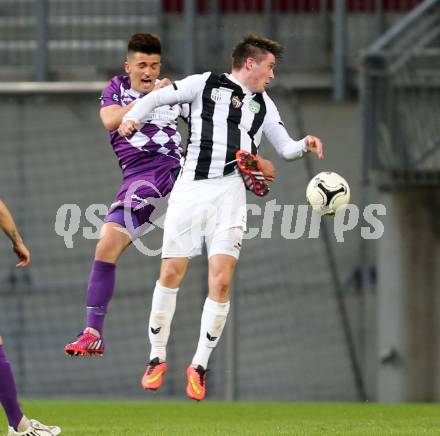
154, 78, 171, 90
118, 119, 141, 136
305, 135, 324, 160
256, 155, 276, 182
13, 241, 30, 268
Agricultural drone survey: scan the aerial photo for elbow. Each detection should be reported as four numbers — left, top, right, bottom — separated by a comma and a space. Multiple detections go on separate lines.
281, 139, 308, 161
282, 149, 307, 161
102, 119, 119, 131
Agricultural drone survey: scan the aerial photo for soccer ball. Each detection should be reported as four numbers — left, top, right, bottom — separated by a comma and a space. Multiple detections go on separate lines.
306, 171, 350, 215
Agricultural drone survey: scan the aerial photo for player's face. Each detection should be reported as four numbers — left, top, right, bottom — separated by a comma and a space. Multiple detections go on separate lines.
247, 52, 276, 93
125, 52, 161, 94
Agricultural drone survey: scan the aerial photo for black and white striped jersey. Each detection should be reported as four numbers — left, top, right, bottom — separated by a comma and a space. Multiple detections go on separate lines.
124, 71, 307, 180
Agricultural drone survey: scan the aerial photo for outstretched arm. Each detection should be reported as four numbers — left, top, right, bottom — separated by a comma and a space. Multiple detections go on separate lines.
265, 123, 324, 161
0, 200, 30, 268
118, 84, 179, 136
263, 95, 324, 161
303, 135, 324, 160
118, 73, 209, 136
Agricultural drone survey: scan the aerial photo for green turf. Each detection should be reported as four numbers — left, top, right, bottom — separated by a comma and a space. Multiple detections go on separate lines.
1, 401, 439, 435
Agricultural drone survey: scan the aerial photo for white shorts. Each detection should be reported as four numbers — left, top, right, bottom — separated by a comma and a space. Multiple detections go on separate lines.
162, 175, 247, 259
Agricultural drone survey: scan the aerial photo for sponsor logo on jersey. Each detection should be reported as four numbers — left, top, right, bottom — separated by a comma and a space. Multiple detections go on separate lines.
122, 96, 134, 104
211, 88, 226, 103
112, 93, 119, 102
249, 100, 261, 114
144, 107, 179, 123
231, 95, 243, 109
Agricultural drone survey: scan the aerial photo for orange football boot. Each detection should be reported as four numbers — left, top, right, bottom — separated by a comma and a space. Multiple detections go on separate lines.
141, 357, 168, 390
186, 365, 207, 401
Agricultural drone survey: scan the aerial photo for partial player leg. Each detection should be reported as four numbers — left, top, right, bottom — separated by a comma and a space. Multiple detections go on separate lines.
142, 258, 189, 390
65, 222, 131, 356
187, 254, 236, 401
0, 337, 23, 431
0, 337, 61, 435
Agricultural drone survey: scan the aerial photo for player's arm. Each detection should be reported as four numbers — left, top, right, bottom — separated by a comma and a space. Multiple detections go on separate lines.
263, 95, 324, 161
0, 200, 30, 268
100, 78, 172, 131
118, 73, 209, 136
100, 103, 136, 131
99, 77, 136, 131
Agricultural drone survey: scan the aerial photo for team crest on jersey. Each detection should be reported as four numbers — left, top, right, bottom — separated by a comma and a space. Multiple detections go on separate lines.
249, 100, 260, 114
211, 88, 226, 103
231, 95, 242, 109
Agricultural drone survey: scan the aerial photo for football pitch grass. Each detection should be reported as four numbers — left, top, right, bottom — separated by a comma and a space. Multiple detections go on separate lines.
2, 401, 439, 435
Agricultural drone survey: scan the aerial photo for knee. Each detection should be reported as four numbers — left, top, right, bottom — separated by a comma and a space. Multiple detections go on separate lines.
95, 239, 120, 263
210, 272, 232, 299
160, 262, 185, 288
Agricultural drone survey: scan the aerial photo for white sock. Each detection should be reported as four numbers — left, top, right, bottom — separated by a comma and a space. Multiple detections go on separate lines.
192, 298, 230, 369
148, 281, 179, 361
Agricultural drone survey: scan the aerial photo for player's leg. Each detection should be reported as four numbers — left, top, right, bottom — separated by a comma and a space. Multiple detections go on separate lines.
141, 257, 189, 390
65, 220, 131, 356
0, 337, 61, 435
0, 336, 24, 431
86, 222, 132, 335
143, 176, 204, 390
186, 254, 237, 401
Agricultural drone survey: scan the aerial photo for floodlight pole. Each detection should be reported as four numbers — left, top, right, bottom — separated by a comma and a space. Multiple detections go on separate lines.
34, 0, 49, 81
184, 0, 196, 76
333, 0, 347, 100
375, 0, 385, 35
208, 0, 222, 51
264, 0, 276, 40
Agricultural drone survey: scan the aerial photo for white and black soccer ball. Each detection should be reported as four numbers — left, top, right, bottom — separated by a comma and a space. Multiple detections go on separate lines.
306, 171, 350, 215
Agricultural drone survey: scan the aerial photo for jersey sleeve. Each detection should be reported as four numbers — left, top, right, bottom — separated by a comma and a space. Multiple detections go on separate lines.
99, 77, 122, 108
123, 72, 210, 122
262, 93, 308, 161
179, 103, 190, 123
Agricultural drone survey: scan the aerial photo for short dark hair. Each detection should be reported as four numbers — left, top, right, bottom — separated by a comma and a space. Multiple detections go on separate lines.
127, 33, 161, 57
232, 35, 283, 70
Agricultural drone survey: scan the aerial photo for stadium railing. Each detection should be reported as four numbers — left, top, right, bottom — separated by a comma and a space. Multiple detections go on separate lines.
361, 0, 440, 180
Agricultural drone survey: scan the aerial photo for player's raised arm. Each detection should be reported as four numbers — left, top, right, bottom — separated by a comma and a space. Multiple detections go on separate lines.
118, 73, 209, 136
0, 200, 30, 268
262, 94, 324, 160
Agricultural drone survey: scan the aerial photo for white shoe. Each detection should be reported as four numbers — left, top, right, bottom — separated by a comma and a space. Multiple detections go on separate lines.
7, 419, 61, 435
